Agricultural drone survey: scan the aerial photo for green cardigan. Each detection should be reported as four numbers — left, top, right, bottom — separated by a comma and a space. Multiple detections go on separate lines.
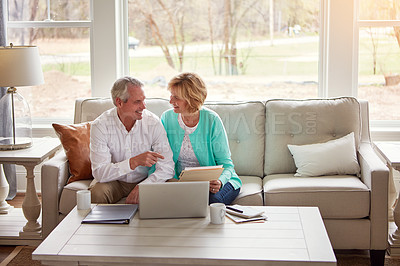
161, 107, 242, 190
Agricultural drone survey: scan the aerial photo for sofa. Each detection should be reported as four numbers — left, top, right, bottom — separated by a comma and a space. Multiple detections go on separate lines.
41, 96, 388, 264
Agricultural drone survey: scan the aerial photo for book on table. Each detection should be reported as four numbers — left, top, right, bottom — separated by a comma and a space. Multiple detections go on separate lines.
178, 165, 224, 182
82, 204, 138, 224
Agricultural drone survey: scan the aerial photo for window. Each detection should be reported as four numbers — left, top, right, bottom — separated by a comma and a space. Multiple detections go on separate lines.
6, 0, 91, 120
358, 0, 400, 120
5, 0, 400, 141
127, 0, 320, 101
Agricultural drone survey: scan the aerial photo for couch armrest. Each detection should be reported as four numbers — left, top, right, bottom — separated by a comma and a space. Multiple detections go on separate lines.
41, 150, 70, 238
358, 142, 389, 250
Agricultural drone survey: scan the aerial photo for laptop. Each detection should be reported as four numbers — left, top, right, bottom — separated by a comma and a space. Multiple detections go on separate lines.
138, 181, 209, 219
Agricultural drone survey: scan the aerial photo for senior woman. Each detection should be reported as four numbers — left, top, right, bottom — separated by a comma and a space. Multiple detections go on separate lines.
161, 72, 241, 205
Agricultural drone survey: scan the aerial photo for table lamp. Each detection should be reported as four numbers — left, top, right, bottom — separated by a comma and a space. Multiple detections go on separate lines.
0, 44, 44, 150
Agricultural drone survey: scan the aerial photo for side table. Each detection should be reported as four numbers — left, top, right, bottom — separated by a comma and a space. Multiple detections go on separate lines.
374, 141, 400, 256
0, 138, 61, 243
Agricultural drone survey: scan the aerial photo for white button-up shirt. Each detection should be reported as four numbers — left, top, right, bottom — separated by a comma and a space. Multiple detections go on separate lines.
90, 108, 174, 184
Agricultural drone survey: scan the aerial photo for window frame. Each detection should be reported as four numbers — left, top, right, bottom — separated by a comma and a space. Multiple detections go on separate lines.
6, 0, 129, 129
355, 1, 400, 139
6, 1, 93, 127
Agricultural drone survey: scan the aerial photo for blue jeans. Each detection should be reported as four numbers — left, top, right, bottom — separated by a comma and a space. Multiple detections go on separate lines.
209, 182, 240, 205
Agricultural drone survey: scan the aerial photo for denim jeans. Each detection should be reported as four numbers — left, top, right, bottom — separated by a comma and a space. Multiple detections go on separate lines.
209, 182, 240, 205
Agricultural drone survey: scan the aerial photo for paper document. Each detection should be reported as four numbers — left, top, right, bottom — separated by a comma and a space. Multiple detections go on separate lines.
82, 204, 138, 224
178, 165, 223, 182
226, 212, 267, 223
225, 205, 265, 219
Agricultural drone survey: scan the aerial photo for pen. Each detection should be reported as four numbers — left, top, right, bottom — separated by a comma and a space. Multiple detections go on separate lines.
226, 206, 243, 213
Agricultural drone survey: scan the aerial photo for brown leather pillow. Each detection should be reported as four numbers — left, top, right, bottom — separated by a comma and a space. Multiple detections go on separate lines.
52, 122, 93, 184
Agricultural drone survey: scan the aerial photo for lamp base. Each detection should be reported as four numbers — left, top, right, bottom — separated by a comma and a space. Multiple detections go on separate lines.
0, 138, 32, 150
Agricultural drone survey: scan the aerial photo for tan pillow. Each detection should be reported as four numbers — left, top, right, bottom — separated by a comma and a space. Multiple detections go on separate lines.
52, 122, 93, 184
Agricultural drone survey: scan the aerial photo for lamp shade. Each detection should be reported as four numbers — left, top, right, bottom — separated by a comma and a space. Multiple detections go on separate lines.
0, 45, 44, 87
0, 45, 44, 150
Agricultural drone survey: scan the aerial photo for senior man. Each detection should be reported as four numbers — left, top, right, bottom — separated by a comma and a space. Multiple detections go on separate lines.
89, 76, 174, 204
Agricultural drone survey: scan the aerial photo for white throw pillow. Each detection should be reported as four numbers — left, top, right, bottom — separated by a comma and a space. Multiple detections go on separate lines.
287, 132, 360, 177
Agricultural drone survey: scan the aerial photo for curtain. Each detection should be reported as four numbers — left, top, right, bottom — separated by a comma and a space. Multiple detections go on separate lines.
0, 1, 17, 200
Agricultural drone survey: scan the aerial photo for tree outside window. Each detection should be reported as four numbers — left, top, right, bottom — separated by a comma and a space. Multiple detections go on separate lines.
128, 0, 320, 101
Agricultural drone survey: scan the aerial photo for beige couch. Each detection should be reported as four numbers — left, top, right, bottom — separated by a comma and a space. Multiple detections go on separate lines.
41, 96, 388, 264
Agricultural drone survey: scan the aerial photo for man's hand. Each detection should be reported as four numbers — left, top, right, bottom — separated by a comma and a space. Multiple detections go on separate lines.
126, 186, 139, 204
209, 179, 222, 194
129, 151, 165, 170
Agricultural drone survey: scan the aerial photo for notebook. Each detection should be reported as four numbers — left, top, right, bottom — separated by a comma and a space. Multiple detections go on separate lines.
138, 181, 209, 219
82, 204, 138, 224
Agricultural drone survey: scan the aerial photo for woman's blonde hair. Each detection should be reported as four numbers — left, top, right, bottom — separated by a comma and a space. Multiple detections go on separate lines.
167, 72, 207, 113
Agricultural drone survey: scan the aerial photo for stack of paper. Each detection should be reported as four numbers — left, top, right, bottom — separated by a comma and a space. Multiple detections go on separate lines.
225, 205, 267, 223
178, 165, 223, 182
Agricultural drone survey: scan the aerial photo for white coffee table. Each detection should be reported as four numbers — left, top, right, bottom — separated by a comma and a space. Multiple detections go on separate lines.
33, 206, 336, 265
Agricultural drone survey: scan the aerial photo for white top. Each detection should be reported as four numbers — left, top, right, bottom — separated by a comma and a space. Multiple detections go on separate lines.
90, 108, 174, 184
33, 206, 336, 265
0, 138, 61, 163
177, 113, 200, 174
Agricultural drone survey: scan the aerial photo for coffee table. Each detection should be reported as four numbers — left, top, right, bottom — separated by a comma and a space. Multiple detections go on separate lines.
33, 206, 336, 265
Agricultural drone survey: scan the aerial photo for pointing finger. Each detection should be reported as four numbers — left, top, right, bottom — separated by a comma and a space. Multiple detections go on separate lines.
151, 152, 165, 160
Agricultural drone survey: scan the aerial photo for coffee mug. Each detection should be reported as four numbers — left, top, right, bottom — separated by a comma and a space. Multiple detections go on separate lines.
210, 203, 226, 224
76, 190, 91, 210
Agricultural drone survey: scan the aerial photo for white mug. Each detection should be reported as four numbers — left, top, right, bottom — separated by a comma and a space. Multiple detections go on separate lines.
210, 203, 226, 224
76, 190, 91, 210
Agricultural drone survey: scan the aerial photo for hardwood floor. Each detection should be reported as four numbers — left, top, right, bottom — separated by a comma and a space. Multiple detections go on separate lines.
0, 193, 42, 263
0, 245, 16, 263
6, 193, 41, 208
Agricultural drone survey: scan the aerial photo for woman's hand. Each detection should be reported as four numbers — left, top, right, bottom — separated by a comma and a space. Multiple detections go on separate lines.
209, 180, 222, 193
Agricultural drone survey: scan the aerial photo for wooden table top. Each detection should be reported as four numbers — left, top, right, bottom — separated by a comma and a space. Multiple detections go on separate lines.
0, 138, 61, 164
33, 205, 336, 265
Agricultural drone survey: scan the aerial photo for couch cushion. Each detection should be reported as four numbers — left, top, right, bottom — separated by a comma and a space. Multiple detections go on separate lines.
52, 122, 93, 184
287, 132, 360, 177
74, 98, 114, 123
75, 97, 172, 123
205, 101, 265, 177
59, 180, 92, 215
263, 174, 369, 219
264, 97, 361, 175
145, 98, 172, 117
232, 175, 263, 206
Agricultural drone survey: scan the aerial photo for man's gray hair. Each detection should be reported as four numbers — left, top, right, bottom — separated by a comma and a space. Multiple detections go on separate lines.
111, 76, 144, 106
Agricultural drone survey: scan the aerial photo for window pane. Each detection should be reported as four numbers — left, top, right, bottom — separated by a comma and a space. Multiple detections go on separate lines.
51, 0, 90, 20
8, 0, 90, 21
358, 27, 400, 120
7, 28, 91, 119
359, 0, 400, 20
128, 0, 319, 101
